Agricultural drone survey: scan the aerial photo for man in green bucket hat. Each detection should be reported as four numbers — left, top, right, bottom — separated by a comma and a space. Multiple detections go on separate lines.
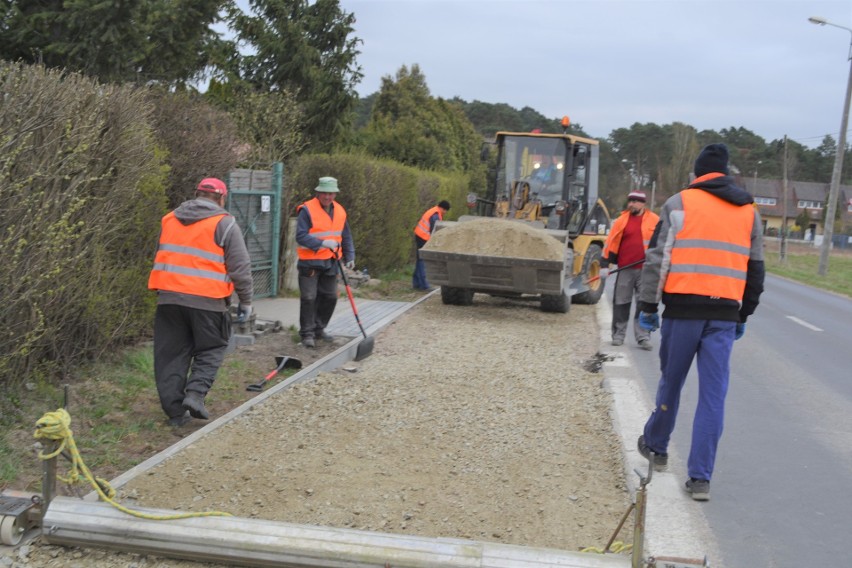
294, 176, 356, 348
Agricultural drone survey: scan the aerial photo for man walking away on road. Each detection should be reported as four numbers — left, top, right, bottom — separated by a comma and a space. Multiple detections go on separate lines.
412, 200, 451, 290
602, 189, 659, 350
148, 178, 254, 427
295, 177, 355, 349
635, 144, 765, 501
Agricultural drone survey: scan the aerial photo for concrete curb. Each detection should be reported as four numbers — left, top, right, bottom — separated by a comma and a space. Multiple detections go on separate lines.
595, 296, 720, 564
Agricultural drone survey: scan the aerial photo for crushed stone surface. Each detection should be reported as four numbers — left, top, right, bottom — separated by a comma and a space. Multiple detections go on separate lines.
6, 296, 631, 567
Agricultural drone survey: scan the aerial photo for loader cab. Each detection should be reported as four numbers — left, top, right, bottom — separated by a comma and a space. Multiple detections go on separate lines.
486, 132, 608, 236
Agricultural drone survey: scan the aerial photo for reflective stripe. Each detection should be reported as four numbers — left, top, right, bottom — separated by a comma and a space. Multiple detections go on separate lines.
157, 243, 225, 263
672, 239, 750, 256
310, 230, 343, 239
151, 263, 232, 283
668, 264, 746, 279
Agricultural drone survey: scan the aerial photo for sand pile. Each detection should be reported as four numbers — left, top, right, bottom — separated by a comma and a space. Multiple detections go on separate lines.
424, 218, 563, 260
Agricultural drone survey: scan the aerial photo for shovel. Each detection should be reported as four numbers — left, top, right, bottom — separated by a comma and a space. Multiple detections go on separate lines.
585, 258, 645, 284
246, 356, 303, 392
336, 256, 375, 361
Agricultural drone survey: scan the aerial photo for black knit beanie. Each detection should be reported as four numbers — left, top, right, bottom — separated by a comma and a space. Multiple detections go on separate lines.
694, 143, 730, 177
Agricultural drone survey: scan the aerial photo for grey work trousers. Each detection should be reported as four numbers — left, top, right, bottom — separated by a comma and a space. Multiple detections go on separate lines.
298, 265, 338, 339
153, 304, 231, 419
611, 268, 650, 344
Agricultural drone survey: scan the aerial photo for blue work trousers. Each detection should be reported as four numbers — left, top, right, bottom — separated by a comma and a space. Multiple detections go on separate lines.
412, 238, 430, 290
642, 318, 736, 481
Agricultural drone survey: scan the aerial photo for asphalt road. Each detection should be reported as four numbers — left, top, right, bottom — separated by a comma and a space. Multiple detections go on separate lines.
608, 273, 852, 568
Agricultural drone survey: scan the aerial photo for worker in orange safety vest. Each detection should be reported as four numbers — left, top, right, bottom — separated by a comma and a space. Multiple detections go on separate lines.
602, 189, 659, 350
148, 177, 253, 427
635, 143, 765, 502
412, 200, 451, 290
295, 177, 356, 349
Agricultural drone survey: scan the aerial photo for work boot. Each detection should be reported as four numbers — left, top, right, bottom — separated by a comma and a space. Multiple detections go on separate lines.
317, 331, 335, 342
638, 339, 654, 351
611, 338, 624, 346
637, 435, 668, 471
182, 392, 209, 420
685, 478, 710, 501
168, 411, 191, 427
302, 337, 316, 348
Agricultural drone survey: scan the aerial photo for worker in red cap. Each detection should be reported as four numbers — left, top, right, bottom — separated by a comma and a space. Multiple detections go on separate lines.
148, 177, 254, 427
602, 188, 659, 350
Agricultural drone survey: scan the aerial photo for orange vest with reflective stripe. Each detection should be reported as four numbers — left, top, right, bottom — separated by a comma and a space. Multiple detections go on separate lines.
414, 206, 444, 241
296, 198, 346, 261
664, 189, 754, 301
148, 213, 234, 298
602, 209, 659, 258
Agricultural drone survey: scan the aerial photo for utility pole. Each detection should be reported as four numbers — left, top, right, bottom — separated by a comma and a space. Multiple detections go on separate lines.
781, 135, 788, 263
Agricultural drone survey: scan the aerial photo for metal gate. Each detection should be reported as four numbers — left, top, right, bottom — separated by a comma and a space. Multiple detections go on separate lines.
226, 163, 283, 299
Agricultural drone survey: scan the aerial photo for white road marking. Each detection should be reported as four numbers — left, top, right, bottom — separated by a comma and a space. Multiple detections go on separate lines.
786, 315, 823, 332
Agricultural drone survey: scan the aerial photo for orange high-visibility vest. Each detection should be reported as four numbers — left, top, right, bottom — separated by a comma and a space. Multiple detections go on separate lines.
664, 189, 754, 301
296, 198, 347, 261
414, 206, 444, 241
602, 209, 659, 258
148, 213, 234, 298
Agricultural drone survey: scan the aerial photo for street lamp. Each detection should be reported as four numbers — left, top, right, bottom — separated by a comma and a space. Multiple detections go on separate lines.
809, 15, 852, 276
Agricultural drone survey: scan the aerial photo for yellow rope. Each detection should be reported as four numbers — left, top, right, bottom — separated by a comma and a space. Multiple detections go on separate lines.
34, 408, 232, 520
581, 541, 633, 555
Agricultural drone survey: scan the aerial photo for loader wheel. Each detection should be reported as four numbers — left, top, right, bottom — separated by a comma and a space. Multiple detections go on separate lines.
541, 292, 571, 313
441, 286, 474, 306
573, 244, 605, 305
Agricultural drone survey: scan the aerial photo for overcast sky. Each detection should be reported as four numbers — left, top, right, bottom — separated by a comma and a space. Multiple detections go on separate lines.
338, 0, 852, 149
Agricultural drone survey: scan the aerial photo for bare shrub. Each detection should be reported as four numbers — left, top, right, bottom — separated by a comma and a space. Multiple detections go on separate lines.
0, 62, 168, 409
147, 88, 242, 208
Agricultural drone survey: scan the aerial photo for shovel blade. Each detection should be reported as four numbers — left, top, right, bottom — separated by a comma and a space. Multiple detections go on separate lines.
275, 356, 303, 370
247, 356, 303, 391
354, 337, 375, 361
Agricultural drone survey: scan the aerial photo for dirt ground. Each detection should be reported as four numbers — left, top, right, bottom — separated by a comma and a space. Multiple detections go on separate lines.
5, 295, 633, 567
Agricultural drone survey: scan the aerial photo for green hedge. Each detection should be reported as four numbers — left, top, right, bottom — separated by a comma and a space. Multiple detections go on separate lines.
0, 62, 168, 409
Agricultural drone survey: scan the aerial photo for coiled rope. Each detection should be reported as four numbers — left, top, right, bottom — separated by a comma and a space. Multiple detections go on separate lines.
580, 541, 633, 555
34, 408, 232, 520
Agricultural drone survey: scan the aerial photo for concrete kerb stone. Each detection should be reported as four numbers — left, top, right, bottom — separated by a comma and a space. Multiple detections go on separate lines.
595, 296, 721, 564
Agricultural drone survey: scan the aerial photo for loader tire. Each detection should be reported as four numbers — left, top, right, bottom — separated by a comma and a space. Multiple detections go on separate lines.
573, 244, 605, 305
541, 292, 571, 313
441, 286, 474, 306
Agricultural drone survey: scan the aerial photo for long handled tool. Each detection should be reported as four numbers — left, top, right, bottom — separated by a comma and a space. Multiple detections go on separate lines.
585, 258, 645, 284
336, 257, 375, 361
246, 356, 302, 392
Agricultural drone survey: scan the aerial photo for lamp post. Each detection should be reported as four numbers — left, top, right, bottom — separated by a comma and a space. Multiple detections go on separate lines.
809, 15, 852, 276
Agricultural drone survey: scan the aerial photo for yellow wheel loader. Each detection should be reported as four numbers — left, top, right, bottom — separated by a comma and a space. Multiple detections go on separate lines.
420, 118, 610, 313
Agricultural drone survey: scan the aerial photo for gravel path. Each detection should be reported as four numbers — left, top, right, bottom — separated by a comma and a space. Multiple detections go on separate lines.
7, 295, 632, 567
